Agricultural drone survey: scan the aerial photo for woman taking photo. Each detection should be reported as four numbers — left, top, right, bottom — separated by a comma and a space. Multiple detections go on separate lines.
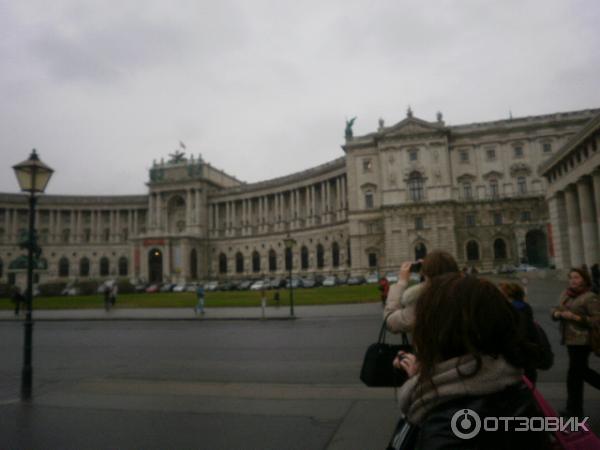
392, 273, 549, 449
551, 267, 600, 418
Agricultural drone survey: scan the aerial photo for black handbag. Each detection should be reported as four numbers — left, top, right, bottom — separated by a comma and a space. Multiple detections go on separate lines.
360, 315, 412, 387
386, 416, 418, 450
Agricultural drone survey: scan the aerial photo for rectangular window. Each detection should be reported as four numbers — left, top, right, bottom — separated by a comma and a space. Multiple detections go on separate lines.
362, 159, 373, 172
543, 143, 552, 153
365, 192, 374, 209
489, 180, 499, 198
409, 150, 418, 162
520, 211, 531, 222
486, 149, 496, 161
368, 253, 378, 268
460, 150, 469, 163
463, 183, 473, 200
517, 177, 527, 194
493, 212, 503, 225
415, 217, 424, 230
514, 146, 524, 158
466, 214, 476, 227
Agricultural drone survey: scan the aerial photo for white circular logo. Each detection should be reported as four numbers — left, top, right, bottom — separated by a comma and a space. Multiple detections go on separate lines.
451, 409, 481, 440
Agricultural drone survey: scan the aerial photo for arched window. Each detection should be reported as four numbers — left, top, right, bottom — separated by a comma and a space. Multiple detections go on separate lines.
236, 252, 244, 274
58, 257, 69, 277
100, 257, 110, 276
415, 243, 427, 260
316, 244, 324, 269
219, 253, 228, 274
190, 249, 198, 279
408, 172, 424, 201
268, 250, 277, 272
517, 176, 527, 194
285, 247, 292, 271
301, 246, 309, 270
79, 257, 90, 277
252, 251, 260, 273
494, 238, 507, 260
466, 241, 480, 261
332, 242, 340, 268
118, 257, 128, 276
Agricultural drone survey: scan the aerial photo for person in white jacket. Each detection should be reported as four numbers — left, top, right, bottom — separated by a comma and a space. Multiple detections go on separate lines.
384, 250, 459, 334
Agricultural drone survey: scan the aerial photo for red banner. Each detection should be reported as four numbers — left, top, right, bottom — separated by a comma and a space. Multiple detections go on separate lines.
143, 239, 165, 246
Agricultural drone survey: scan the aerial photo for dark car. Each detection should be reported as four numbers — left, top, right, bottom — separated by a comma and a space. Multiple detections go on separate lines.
219, 281, 236, 291
347, 276, 366, 286
237, 280, 253, 290
160, 283, 176, 292
337, 274, 350, 285
135, 282, 148, 293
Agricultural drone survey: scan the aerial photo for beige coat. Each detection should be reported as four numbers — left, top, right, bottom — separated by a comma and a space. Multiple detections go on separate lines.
383, 281, 425, 333
551, 290, 600, 345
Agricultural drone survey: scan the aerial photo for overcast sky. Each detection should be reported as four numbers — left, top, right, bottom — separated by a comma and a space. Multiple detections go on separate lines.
1, 0, 599, 195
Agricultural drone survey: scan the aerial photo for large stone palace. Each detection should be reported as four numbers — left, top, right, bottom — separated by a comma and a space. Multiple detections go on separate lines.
1, 107, 599, 285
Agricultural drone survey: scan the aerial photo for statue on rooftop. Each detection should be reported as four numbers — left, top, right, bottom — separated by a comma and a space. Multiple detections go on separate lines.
345, 117, 357, 139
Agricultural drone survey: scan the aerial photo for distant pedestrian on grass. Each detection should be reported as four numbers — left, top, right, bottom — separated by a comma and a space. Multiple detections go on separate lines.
110, 283, 118, 307
273, 289, 280, 308
378, 276, 390, 307
103, 284, 111, 311
11, 286, 24, 316
195, 284, 205, 315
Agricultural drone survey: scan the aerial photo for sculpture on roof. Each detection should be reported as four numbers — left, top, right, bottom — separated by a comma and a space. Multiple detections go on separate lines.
168, 149, 186, 164
345, 117, 357, 139
407, 106, 413, 118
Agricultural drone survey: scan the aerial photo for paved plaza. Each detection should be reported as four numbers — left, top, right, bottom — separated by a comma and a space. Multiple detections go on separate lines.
1, 277, 600, 449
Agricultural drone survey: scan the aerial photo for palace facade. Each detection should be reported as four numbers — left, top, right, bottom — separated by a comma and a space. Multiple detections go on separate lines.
1, 107, 599, 285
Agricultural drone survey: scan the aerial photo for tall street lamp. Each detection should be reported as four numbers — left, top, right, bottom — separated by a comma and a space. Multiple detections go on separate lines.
283, 233, 297, 317
13, 149, 54, 401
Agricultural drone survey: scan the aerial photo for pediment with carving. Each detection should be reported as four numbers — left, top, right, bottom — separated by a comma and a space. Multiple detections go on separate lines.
382, 117, 446, 138
482, 170, 504, 180
457, 173, 477, 183
510, 163, 532, 177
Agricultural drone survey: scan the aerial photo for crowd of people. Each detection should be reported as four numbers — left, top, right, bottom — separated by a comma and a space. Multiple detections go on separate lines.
381, 251, 600, 449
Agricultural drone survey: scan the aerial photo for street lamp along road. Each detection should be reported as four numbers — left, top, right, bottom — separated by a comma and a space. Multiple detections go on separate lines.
12, 149, 54, 401
283, 233, 297, 317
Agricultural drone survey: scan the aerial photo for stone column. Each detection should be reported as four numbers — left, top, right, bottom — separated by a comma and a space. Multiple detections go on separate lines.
4, 209, 10, 241
593, 170, 600, 250
69, 210, 75, 243
577, 177, 600, 266
156, 193, 162, 230
116, 210, 121, 242
335, 178, 341, 221
186, 189, 192, 226
149, 194, 155, 228
214, 203, 220, 235
565, 185, 584, 267
232, 201, 237, 234
547, 194, 571, 269
195, 189, 201, 225
134, 209, 139, 236
258, 197, 263, 233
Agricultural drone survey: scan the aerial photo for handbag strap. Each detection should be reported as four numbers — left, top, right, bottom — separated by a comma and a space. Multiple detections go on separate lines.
381, 313, 410, 346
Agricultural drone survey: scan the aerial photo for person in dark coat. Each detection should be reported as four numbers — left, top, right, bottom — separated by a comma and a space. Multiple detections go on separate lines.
591, 263, 600, 294
391, 274, 551, 449
11, 286, 25, 316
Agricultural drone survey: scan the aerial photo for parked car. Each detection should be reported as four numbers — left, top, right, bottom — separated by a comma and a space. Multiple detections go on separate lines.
365, 273, 379, 284
516, 264, 538, 272
159, 283, 176, 292
385, 272, 399, 283
61, 283, 80, 296
145, 283, 160, 293
322, 276, 337, 287
219, 281, 236, 291
495, 264, 518, 274
135, 282, 148, 293
337, 274, 350, 285
269, 278, 286, 289
234, 280, 252, 290
347, 276, 366, 285
250, 280, 270, 291
301, 277, 316, 288
172, 283, 187, 293
204, 281, 219, 291
186, 282, 199, 292
285, 277, 302, 289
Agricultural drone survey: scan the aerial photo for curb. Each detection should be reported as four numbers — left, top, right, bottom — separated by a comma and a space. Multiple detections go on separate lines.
0, 317, 298, 322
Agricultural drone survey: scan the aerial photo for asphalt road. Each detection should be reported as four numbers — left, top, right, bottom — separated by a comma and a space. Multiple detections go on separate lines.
1, 277, 599, 450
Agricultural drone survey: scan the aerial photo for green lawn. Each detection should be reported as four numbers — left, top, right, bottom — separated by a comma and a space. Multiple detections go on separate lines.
0, 285, 381, 310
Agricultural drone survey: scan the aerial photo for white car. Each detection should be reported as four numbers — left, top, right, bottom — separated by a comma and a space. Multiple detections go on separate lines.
516, 264, 538, 272
204, 281, 219, 291
250, 280, 269, 291
365, 273, 379, 284
322, 276, 337, 287
172, 283, 187, 293
385, 272, 399, 283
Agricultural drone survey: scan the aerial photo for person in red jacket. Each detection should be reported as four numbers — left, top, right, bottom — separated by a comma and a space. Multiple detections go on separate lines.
378, 277, 390, 306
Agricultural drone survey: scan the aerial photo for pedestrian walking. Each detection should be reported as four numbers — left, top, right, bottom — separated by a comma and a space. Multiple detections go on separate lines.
110, 282, 118, 307
103, 283, 111, 311
551, 267, 600, 418
11, 286, 24, 316
273, 289, 280, 308
378, 276, 390, 307
195, 284, 205, 315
